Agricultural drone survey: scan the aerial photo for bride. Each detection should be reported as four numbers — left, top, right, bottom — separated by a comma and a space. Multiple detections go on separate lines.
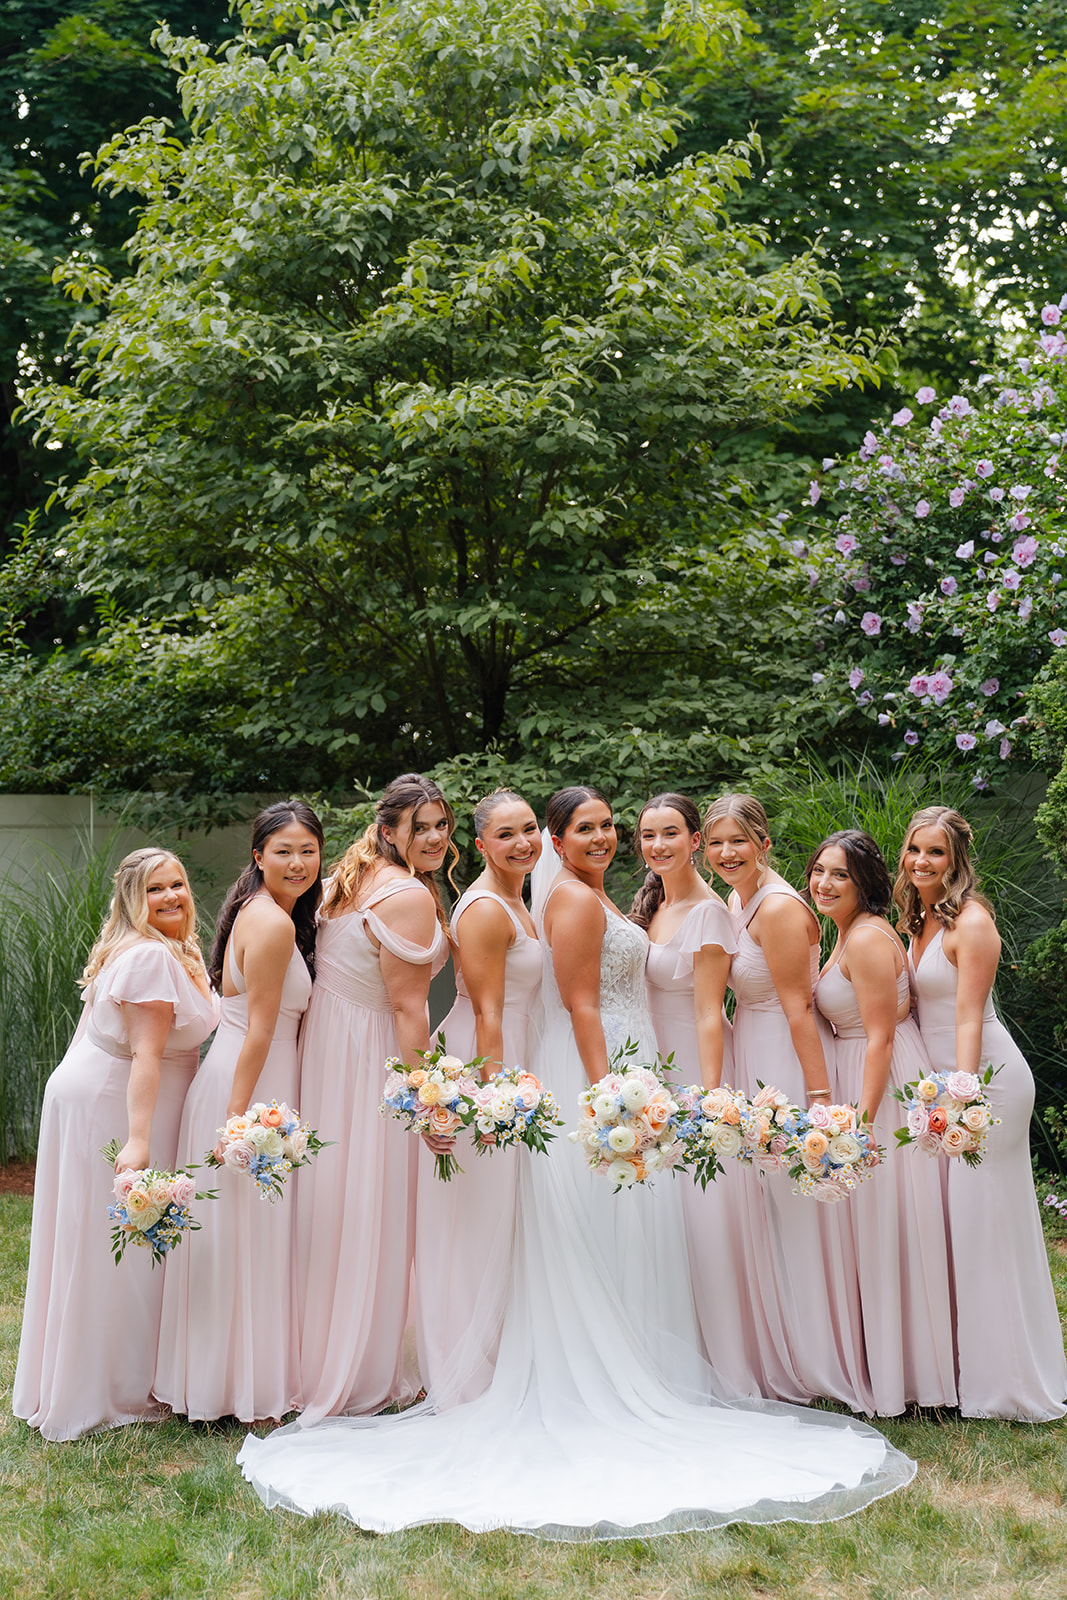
238, 786, 914, 1538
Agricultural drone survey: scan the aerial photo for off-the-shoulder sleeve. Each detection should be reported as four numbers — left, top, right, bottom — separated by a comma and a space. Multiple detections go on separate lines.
364, 907, 449, 967
100, 940, 207, 1031
672, 899, 738, 980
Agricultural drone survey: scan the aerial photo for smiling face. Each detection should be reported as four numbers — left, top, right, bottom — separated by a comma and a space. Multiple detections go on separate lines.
639, 806, 700, 881
808, 843, 861, 925
703, 815, 767, 896
144, 857, 193, 941
255, 822, 322, 901
387, 801, 451, 875
555, 798, 616, 875
903, 823, 951, 899
476, 799, 542, 878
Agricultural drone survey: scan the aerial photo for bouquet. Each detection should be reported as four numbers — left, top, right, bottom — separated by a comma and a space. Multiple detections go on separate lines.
206, 1100, 325, 1200
676, 1081, 800, 1189
893, 1066, 1000, 1168
470, 1066, 563, 1154
782, 1102, 883, 1201
380, 1041, 483, 1180
101, 1140, 215, 1267
570, 1052, 685, 1190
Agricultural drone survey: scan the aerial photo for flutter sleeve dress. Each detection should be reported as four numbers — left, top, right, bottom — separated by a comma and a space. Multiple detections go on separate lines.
154, 931, 311, 1423
294, 878, 449, 1425
413, 885, 543, 1407
14, 939, 219, 1440
644, 899, 762, 1396
910, 926, 1066, 1420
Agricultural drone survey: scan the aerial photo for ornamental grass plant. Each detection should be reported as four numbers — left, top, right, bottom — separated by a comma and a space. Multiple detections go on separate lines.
0, 1194, 1064, 1598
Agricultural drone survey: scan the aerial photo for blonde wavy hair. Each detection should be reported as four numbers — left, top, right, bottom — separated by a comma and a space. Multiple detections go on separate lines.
701, 792, 773, 881
82, 848, 205, 984
324, 773, 458, 928
893, 805, 993, 938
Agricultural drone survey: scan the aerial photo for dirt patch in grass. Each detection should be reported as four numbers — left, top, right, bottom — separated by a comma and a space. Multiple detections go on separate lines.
0, 1162, 34, 1196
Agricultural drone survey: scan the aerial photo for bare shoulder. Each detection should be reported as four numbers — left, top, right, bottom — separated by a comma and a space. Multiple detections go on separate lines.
754, 889, 816, 944
372, 878, 439, 942
457, 895, 515, 945
545, 877, 605, 938
950, 897, 1000, 959
238, 896, 296, 949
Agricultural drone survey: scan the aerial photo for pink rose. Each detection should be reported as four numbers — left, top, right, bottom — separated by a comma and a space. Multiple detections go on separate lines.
807, 1102, 833, 1130
223, 1139, 255, 1172
769, 1133, 789, 1157
906, 1105, 930, 1137
113, 1170, 138, 1201
170, 1173, 196, 1208
916, 1132, 942, 1155
945, 1071, 981, 1102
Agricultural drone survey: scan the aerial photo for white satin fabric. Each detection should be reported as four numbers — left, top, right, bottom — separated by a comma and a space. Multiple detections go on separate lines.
238, 856, 915, 1538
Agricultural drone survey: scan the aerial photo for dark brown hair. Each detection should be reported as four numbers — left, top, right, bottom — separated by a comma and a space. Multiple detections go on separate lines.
804, 830, 893, 918
209, 800, 324, 990
629, 793, 702, 930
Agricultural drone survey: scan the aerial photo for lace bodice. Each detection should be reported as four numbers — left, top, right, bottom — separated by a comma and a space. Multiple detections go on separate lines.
538, 887, 652, 1060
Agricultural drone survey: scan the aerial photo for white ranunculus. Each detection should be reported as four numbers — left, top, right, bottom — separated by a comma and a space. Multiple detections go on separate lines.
593, 1093, 619, 1123
607, 1125, 638, 1154
607, 1158, 636, 1188
620, 1079, 649, 1112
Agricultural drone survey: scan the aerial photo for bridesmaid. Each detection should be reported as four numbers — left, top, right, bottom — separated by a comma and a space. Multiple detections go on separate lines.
295, 774, 453, 1424
414, 789, 543, 1406
703, 793, 873, 1412
155, 801, 323, 1423
15, 849, 218, 1440
898, 805, 1067, 1420
807, 830, 956, 1415
632, 793, 755, 1394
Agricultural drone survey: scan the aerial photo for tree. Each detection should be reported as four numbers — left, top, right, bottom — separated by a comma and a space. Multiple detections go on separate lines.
18, 0, 880, 816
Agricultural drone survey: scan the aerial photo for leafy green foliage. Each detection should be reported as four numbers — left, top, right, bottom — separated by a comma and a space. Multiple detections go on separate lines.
13, 0, 882, 814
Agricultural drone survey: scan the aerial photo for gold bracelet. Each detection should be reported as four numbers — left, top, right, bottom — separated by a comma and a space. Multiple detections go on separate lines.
807, 1088, 831, 1099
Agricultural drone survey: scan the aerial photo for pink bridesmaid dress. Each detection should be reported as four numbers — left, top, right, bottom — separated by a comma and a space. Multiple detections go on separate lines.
15, 941, 219, 1440
815, 938, 957, 1414
729, 883, 873, 1411
910, 928, 1067, 1420
645, 899, 763, 1397
295, 879, 449, 1424
413, 887, 543, 1407
154, 935, 311, 1422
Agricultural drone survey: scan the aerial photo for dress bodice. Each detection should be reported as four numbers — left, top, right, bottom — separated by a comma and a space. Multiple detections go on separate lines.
729, 883, 819, 1014
815, 939, 908, 1041
83, 940, 220, 1061
540, 885, 654, 1062
225, 937, 312, 1045
312, 879, 449, 1015
908, 926, 997, 1037
645, 897, 736, 1002
451, 888, 542, 1013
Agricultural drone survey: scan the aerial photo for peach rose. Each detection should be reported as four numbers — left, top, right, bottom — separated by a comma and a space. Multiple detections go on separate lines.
428, 1105, 461, 1136
646, 1101, 671, 1133
148, 1177, 174, 1209
722, 1102, 742, 1126
941, 1125, 973, 1155
224, 1114, 252, 1140
409, 1069, 428, 1088
962, 1103, 990, 1132
417, 1080, 443, 1106
260, 1103, 285, 1128
828, 1104, 853, 1129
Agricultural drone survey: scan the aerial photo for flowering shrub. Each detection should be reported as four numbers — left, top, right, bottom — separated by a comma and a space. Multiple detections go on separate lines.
791, 299, 1067, 784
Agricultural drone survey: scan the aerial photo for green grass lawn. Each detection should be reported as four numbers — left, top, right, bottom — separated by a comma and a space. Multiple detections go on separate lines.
2, 1193, 1065, 1600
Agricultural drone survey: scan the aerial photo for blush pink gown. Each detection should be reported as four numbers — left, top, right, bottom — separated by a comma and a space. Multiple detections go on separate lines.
910, 927, 1066, 1420
154, 935, 311, 1422
413, 887, 543, 1407
815, 939, 956, 1414
729, 883, 873, 1412
645, 898, 763, 1397
294, 879, 449, 1424
15, 941, 219, 1440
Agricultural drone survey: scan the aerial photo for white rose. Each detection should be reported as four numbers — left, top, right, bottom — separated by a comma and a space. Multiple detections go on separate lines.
134, 1203, 163, 1232
287, 1127, 309, 1159
437, 1055, 465, 1074
247, 1125, 274, 1150
710, 1125, 743, 1159
829, 1132, 862, 1165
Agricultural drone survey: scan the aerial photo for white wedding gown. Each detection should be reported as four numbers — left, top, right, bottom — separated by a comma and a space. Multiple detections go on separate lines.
238, 858, 915, 1539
